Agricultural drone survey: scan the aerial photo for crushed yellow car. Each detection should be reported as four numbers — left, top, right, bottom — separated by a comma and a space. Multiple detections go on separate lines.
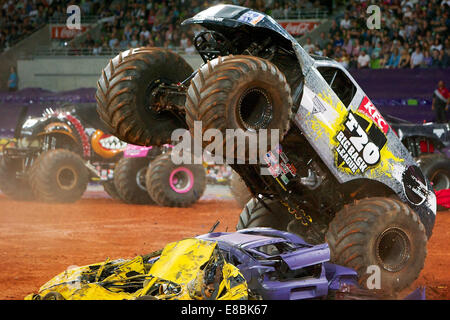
25, 238, 248, 300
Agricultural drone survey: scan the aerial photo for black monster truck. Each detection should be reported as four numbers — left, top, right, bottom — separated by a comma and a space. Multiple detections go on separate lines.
113, 144, 206, 207
0, 104, 126, 202
95, 5, 436, 293
387, 114, 450, 192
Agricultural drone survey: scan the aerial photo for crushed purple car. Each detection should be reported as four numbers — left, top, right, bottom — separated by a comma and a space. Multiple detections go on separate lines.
196, 227, 425, 300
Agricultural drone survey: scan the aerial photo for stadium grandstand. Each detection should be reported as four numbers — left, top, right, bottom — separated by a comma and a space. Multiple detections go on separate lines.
1, 0, 448, 68
0, 0, 449, 133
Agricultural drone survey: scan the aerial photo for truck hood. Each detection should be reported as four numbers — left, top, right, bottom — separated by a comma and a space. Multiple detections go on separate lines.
182, 4, 294, 43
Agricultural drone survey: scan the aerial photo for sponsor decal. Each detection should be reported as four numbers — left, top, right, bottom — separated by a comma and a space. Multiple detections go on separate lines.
402, 165, 428, 206
278, 21, 321, 36
335, 111, 387, 174
51, 24, 89, 39
299, 86, 339, 125
311, 96, 327, 114
238, 11, 265, 25
263, 145, 297, 185
358, 96, 389, 134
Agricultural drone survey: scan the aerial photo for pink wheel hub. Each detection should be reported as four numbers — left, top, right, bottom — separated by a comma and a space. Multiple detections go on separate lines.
169, 167, 194, 193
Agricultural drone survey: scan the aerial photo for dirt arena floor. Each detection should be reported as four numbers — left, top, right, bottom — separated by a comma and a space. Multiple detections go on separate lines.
0, 185, 449, 300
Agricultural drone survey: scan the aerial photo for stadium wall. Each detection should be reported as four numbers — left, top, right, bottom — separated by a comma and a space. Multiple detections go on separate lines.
17, 54, 204, 91
0, 25, 52, 90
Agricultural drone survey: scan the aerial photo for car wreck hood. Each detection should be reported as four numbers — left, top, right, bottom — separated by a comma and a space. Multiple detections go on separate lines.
278, 243, 330, 270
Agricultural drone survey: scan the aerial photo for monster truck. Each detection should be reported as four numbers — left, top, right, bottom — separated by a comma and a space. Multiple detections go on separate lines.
114, 144, 206, 207
233, 114, 450, 207
229, 170, 252, 208
386, 114, 450, 191
0, 104, 126, 202
95, 4, 436, 293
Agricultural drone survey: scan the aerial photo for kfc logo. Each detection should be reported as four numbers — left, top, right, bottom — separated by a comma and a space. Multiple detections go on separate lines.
358, 96, 389, 134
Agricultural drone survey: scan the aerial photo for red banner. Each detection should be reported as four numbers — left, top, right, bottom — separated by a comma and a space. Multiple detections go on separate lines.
278, 20, 321, 36
50, 25, 89, 39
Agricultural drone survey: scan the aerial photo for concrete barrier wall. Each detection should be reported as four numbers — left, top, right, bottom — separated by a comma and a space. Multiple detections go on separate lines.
0, 25, 52, 90
17, 54, 204, 91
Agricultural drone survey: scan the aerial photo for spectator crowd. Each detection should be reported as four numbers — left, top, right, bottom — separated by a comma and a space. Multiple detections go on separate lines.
0, 0, 114, 51
0, 0, 329, 53
1, 0, 448, 71
74, 0, 328, 56
303, 0, 450, 69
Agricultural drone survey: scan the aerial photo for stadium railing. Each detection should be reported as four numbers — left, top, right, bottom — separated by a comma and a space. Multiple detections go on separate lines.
32, 46, 187, 57
271, 9, 329, 20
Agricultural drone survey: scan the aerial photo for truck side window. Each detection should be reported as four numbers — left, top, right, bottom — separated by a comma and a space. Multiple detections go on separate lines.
316, 67, 356, 107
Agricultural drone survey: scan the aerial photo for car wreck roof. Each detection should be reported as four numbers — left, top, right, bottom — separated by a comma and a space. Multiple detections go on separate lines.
198, 231, 286, 247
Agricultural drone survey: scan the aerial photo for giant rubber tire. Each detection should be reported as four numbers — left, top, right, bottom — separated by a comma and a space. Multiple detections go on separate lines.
417, 154, 450, 191
113, 157, 155, 205
96, 47, 193, 146
325, 197, 427, 293
102, 180, 120, 200
236, 198, 293, 231
0, 156, 34, 201
185, 55, 292, 160
29, 150, 89, 203
146, 153, 206, 207
229, 171, 252, 208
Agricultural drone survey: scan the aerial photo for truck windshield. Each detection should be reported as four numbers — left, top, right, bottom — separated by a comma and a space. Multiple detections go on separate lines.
317, 66, 356, 107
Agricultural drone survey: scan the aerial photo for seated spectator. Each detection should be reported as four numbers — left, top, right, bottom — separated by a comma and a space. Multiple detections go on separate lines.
339, 51, 350, 69
123, 24, 133, 41
439, 49, 450, 67
108, 30, 119, 49
342, 36, 353, 55
334, 46, 343, 59
184, 38, 196, 55
357, 50, 371, 69
180, 32, 189, 49
101, 41, 109, 53
303, 37, 315, 54
410, 46, 424, 68
119, 34, 129, 50
333, 34, 344, 47
313, 44, 323, 56
399, 49, 411, 68
92, 42, 102, 55
386, 48, 401, 69
371, 42, 382, 60
422, 50, 433, 67
430, 37, 443, 52
130, 34, 139, 48
316, 32, 329, 50
352, 39, 361, 57
362, 40, 373, 57
112, 40, 121, 53
329, 20, 340, 38
340, 13, 351, 30
378, 51, 390, 69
